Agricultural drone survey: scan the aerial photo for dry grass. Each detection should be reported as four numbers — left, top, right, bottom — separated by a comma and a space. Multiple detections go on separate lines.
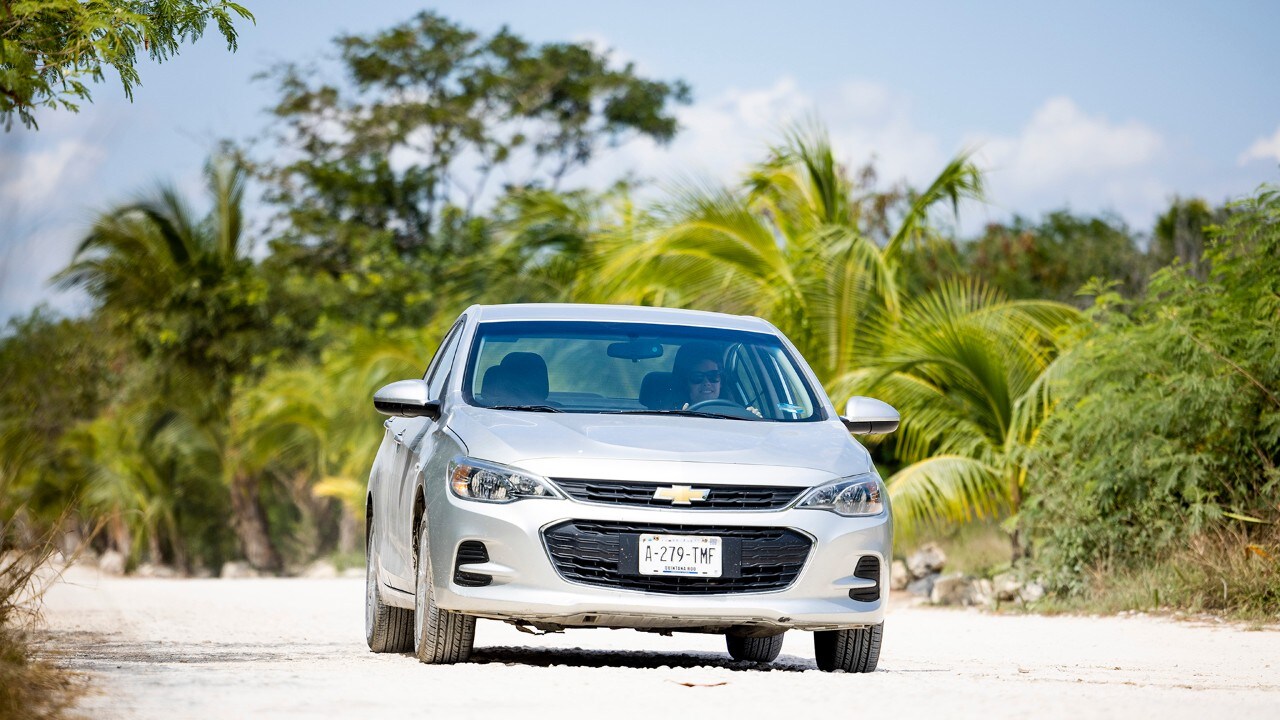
1035, 524, 1280, 624
0, 524, 84, 720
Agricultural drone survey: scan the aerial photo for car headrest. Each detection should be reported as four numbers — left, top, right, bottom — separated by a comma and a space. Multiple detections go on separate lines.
639, 371, 679, 410
481, 365, 517, 405
500, 352, 549, 403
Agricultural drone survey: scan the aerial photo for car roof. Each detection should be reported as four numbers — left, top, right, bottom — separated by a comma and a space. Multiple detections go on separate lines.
466, 303, 774, 333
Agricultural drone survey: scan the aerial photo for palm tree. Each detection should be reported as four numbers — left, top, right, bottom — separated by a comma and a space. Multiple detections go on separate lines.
232, 321, 451, 557
55, 157, 282, 570
598, 122, 1078, 554
828, 280, 1078, 556
594, 122, 983, 382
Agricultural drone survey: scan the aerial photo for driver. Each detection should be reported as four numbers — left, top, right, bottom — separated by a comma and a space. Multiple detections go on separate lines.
684, 358, 722, 407
672, 342, 722, 409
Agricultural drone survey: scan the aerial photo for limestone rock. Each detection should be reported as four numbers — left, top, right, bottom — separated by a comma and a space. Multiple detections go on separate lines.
906, 543, 946, 579
220, 561, 261, 579
98, 550, 126, 576
135, 563, 178, 578
302, 560, 338, 579
890, 560, 910, 591
906, 572, 938, 597
993, 572, 1022, 602
930, 572, 971, 605
1022, 581, 1046, 603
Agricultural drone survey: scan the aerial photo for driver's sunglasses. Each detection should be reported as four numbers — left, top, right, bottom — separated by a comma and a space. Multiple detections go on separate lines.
687, 370, 722, 384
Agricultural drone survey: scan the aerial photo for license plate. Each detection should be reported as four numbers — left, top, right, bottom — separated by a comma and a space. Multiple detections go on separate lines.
638, 534, 722, 577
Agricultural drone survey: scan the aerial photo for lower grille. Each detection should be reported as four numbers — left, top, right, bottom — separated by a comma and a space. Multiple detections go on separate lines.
552, 478, 804, 510
453, 541, 491, 587
543, 520, 811, 595
849, 555, 880, 602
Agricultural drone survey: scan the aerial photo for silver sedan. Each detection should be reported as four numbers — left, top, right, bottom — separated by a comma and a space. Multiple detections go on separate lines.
365, 303, 899, 671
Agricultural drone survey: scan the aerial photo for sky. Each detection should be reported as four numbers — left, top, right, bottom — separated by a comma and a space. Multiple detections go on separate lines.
2, 0, 1279, 324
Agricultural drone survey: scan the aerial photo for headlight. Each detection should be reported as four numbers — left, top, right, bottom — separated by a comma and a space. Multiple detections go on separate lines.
448, 457, 562, 503
796, 474, 885, 516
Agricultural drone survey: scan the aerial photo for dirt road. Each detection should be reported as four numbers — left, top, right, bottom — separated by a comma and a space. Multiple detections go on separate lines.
39, 566, 1279, 719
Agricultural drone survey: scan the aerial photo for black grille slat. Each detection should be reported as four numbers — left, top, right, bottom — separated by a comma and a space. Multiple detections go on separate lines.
849, 555, 880, 602
543, 520, 811, 595
552, 479, 804, 511
453, 541, 492, 587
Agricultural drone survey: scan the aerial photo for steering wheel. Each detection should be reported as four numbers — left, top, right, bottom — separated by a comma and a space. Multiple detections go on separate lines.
685, 398, 761, 420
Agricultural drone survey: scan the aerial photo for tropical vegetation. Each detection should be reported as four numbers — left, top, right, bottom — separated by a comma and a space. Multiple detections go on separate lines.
0, 0, 254, 130
1, 10, 1275, 625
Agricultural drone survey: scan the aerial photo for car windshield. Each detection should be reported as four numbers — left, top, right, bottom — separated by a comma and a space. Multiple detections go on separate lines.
461, 320, 823, 422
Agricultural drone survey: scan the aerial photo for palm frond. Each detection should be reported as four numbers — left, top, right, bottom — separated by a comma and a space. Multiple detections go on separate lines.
887, 455, 1005, 545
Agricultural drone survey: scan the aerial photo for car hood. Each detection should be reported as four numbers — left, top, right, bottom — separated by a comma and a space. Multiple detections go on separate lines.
446, 405, 871, 483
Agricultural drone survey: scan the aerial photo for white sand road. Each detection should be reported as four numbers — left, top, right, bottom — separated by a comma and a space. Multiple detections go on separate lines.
37, 566, 1279, 719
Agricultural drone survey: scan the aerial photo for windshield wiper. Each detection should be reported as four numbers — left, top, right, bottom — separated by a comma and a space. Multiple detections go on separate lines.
605, 409, 752, 421
487, 404, 563, 413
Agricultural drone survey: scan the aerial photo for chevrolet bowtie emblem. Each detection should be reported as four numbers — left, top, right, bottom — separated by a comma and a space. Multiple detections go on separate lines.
653, 485, 709, 505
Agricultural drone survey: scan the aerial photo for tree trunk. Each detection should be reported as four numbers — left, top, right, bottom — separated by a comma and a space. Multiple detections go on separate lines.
337, 504, 360, 556
1009, 470, 1026, 563
230, 471, 282, 573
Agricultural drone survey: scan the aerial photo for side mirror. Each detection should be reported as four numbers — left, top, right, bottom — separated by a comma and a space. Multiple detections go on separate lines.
841, 396, 900, 435
373, 379, 441, 420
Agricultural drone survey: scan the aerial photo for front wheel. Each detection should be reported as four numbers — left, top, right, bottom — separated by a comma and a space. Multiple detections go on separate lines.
813, 623, 882, 673
726, 632, 785, 662
413, 512, 476, 664
365, 519, 414, 653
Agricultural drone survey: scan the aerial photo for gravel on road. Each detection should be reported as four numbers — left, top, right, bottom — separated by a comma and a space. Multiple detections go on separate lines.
39, 566, 1280, 719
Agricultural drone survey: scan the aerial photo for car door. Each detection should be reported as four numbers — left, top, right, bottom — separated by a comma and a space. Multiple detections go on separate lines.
385, 320, 466, 583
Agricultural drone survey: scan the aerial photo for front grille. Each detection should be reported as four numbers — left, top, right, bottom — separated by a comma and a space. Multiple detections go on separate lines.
552, 478, 804, 510
453, 541, 491, 587
543, 520, 811, 595
849, 555, 880, 602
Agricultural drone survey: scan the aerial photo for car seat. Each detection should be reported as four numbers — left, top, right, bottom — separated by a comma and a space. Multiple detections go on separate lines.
639, 371, 681, 410
499, 352, 549, 404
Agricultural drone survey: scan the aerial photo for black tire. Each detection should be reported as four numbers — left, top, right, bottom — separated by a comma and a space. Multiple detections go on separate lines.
726, 632, 785, 663
814, 623, 883, 673
413, 512, 476, 664
365, 519, 414, 653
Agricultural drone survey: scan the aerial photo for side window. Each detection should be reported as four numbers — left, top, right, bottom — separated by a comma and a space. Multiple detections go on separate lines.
424, 320, 465, 400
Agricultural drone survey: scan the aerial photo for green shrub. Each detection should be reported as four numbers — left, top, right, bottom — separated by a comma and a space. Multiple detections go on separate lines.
1027, 187, 1280, 603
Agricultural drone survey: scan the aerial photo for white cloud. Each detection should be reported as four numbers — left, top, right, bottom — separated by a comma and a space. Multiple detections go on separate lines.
1238, 126, 1280, 165
569, 76, 946, 197
971, 97, 1163, 189
0, 138, 105, 209
963, 97, 1168, 228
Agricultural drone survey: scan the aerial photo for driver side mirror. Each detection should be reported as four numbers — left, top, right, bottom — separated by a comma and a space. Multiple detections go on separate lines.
841, 396, 899, 435
373, 379, 442, 420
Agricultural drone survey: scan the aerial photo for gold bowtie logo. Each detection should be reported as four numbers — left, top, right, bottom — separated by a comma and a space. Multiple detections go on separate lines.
653, 485, 709, 505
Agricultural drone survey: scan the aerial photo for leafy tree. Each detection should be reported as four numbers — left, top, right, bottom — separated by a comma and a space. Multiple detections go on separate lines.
0, 0, 253, 130
1150, 196, 1217, 278
55, 156, 284, 570
232, 321, 451, 557
0, 309, 117, 530
588, 123, 1080, 551
597, 123, 985, 384
963, 211, 1147, 305
253, 11, 689, 326
833, 282, 1079, 555
1028, 187, 1280, 590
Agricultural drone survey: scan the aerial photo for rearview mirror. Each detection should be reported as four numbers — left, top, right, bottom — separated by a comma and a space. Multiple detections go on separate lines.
841, 396, 900, 435
607, 339, 664, 361
373, 379, 441, 420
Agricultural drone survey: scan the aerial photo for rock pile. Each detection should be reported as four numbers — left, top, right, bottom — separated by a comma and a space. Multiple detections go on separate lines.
897, 543, 1045, 608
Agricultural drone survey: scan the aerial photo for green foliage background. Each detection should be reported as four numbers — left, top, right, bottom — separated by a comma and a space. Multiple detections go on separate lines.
1, 9, 1275, 616
1027, 191, 1280, 595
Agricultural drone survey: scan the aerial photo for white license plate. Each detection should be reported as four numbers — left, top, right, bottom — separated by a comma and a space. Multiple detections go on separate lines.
638, 534, 722, 577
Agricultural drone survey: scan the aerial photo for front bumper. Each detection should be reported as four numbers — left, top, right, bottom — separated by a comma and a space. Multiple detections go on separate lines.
426, 488, 891, 632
